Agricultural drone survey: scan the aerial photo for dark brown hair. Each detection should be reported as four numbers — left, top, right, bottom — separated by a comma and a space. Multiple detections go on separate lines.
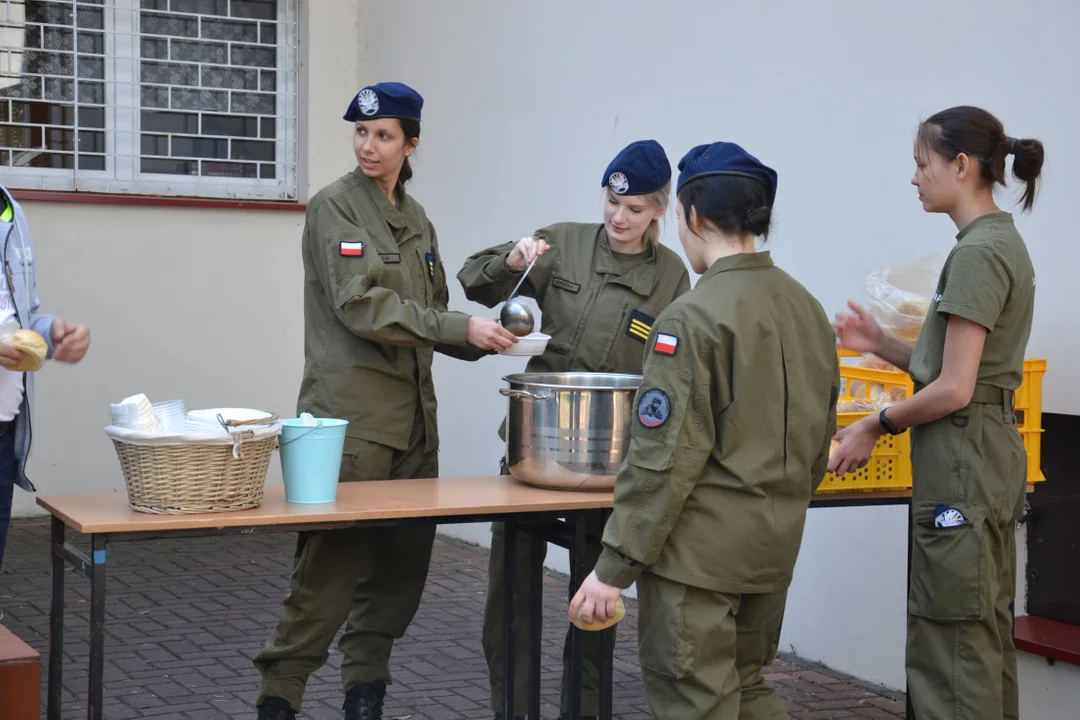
398, 118, 421, 185
917, 106, 1045, 211
677, 175, 773, 241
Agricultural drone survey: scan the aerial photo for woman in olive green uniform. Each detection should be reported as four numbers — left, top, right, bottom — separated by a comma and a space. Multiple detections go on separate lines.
571, 141, 840, 720
831, 106, 1044, 720
253, 82, 517, 720
457, 140, 690, 720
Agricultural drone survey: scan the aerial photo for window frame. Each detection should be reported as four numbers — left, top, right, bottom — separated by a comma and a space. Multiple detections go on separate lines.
0, 0, 300, 203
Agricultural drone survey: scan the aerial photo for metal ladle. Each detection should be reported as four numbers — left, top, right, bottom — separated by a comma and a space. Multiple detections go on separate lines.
499, 254, 538, 337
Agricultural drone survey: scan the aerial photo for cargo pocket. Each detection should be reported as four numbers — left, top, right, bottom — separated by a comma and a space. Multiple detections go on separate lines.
908, 500, 989, 622
625, 368, 694, 472
340, 437, 393, 483
637, 574, 695, 679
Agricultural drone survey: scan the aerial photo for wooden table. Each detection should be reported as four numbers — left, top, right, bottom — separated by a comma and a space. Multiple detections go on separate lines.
38, 477, 937, 720
38, 476, 615, 720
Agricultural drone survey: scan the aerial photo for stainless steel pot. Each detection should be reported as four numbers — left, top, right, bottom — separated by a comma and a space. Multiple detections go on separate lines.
500, 372, 642, 491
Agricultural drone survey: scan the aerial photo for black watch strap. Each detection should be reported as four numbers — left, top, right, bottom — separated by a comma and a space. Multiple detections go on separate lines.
879, 407, 902, 436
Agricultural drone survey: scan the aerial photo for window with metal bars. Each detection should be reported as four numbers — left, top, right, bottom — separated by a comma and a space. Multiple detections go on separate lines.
0, 0, 298, 200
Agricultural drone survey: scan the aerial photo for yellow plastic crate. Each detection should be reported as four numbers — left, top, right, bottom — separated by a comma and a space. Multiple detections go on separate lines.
817, 353, 914, 493
1016, 358, 1046, 483
815, 352, 1046, 493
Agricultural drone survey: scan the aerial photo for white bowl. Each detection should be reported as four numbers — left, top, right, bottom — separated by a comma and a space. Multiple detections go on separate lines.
499, 332, 551, 357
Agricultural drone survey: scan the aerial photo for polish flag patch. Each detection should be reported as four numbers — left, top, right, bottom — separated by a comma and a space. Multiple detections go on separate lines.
654, 333, 678, 356
339, 241, 364, 257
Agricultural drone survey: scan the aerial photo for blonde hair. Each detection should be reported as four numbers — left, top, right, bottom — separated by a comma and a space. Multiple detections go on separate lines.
641, 181, 671, 248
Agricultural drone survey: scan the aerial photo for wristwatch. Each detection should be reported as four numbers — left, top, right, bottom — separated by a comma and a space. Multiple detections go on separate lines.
879, 407, 902, 436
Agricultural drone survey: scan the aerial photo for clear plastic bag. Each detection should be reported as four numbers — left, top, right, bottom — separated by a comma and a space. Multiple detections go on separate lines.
845, 373, 909, 410
865, 253, 944, 344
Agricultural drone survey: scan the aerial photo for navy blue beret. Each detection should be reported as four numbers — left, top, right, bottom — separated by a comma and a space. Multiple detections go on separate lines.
601, 140, 671, 196
343, 82, 423, 123
677, 142, 777, 204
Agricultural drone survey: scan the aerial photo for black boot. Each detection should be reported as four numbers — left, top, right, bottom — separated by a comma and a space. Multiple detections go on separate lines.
493, 714, 525, 720
343, 681, 387, 720
256, 697, 296, 720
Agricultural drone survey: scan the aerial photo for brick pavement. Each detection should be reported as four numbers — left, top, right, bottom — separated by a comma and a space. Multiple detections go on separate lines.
0, 519, 905, 719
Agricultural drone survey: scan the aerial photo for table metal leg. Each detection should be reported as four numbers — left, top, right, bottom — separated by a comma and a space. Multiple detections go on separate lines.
528, 528, 544, 720
596, 510, 614, 720
47, 516, 65, 720
905, 507, 914, 720
89, 533, 107, 720
598, 626, 614, 720
567, 512, 587, 720
503, 521, 518, 720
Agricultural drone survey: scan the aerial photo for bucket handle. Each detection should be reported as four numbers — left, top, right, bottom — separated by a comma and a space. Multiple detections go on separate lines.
278, 421, 325, 448
499, 388, 550, 401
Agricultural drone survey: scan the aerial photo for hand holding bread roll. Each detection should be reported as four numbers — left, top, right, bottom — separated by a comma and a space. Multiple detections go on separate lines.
572, 596, 626, 632
1, 328, 47, 372
568, 572, 626, 631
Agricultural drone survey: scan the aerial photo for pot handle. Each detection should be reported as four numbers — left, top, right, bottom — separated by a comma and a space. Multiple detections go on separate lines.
499, 388, 549, 401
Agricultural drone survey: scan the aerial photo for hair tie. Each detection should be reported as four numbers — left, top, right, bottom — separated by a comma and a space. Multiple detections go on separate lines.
1006, 136, 1017, 155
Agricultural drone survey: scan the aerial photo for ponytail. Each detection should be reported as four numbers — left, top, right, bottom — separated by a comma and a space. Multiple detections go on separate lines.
1010, 137, 1045, 212
399, 157, 414, 185
398, 118, 421, 187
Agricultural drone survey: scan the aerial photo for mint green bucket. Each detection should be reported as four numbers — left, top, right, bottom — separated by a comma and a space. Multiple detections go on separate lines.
279, 418, 349, 504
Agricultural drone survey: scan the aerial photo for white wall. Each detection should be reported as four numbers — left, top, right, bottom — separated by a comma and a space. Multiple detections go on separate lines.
10, 0, 365, 516
355, 0, 1080, 697
1019, 653, 1080, 720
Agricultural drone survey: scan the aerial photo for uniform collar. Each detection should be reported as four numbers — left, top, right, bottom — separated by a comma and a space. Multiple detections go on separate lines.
956, 210, 1012, 242
700, 250, 774, 281
353, 167, 423, 234
594, 229, 658, 296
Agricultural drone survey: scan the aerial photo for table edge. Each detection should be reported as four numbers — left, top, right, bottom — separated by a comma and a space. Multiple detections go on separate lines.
35, 483, 1036, 535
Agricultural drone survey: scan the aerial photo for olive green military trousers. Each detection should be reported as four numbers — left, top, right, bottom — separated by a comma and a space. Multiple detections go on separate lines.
635, 572, 789, 720
907, 399, 1028, 720
482, 462, 608, 717
253, 408, 437, 711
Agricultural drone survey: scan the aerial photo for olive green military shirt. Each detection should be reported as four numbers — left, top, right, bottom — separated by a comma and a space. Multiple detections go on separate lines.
457, 222, 691, 377
298, 168, 484, 453
593, 252, 841, 594
909, 212, 1035, 391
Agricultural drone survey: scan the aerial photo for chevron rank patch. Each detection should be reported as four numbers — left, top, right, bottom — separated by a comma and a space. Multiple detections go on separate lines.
626, 309, 654, 343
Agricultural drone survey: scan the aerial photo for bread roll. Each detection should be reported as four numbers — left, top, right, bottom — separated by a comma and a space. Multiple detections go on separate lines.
572, 596, 626, 632
837, 398, 875, 413
4, 328, 47, 372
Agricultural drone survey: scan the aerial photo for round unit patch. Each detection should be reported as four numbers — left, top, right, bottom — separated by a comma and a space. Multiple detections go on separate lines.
637, 389, 670, 428
608, 171, 630, 194
933, 505, 967, 528
357, 88, 379, 116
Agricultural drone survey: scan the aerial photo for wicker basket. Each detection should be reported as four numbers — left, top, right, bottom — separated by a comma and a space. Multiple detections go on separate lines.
106, 423, 280, 514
